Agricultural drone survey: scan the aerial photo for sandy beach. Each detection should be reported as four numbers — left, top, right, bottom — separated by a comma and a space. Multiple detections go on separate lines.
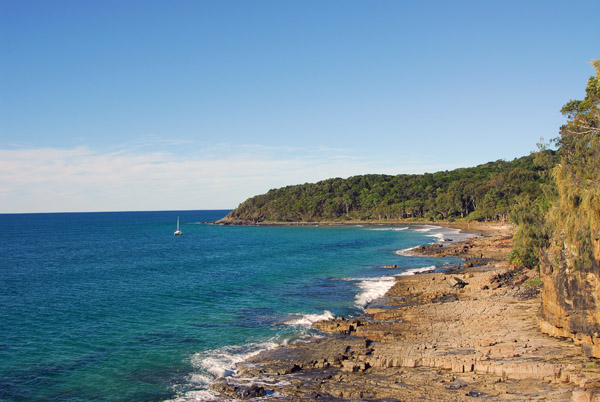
211, 224, 600, 401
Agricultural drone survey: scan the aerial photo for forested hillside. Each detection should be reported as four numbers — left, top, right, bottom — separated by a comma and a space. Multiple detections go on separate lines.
223, 152, 557, 223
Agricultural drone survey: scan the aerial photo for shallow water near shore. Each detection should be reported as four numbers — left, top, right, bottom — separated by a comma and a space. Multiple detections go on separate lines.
0, 211, 467, 401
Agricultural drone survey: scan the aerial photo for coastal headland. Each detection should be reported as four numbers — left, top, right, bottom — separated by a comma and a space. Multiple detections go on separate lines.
211, 223, 600, 401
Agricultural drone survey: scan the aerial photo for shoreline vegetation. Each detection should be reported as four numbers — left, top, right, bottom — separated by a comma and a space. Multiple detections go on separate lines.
210, 223, 600, 401
216, 151, 556, 225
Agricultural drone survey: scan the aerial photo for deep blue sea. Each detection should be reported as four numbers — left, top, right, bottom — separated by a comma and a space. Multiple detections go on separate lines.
0, 210, 468, 402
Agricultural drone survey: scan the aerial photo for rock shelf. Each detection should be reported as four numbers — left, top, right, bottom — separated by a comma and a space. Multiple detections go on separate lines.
212, 229, 600, 401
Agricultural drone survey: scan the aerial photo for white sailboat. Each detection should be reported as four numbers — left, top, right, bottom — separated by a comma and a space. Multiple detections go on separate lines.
174, 216, 182, 236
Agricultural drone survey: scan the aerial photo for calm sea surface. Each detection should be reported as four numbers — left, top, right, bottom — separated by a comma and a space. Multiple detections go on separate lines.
0, 210, 466, 401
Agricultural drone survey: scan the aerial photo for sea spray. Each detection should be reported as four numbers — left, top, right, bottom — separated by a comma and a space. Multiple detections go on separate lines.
396, 245, 420, 255
181, 311, 334, 395
427, 232, 446, 242
398, 265, 436, 276
191, 342, 279, 380
353, 276, 397, 308
285, 310, 335, 326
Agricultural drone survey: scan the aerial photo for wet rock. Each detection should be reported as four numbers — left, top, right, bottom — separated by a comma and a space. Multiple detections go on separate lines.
313, 318, 362, 334
210, 382, 266, 400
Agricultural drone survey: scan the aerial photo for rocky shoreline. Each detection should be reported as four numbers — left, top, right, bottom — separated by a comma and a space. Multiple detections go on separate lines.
211, 228, 600, 401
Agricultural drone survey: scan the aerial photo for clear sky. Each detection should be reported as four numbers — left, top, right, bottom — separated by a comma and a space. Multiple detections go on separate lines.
0, 0, 598, 213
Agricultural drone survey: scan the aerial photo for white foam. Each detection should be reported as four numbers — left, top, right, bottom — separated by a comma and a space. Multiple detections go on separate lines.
413, 225, 442, 232
426, 227, 472, 243
168, 330, 320, 401
187, 373, 216, 387
190, 341, 278, 380
285, 310, 335, 326
426, 232, 446, 242
398, 265, 436, 276
354, 276, 397, 308
166, 389, 220, 402
446, 228, 477, 242
395, 245, 419, 255
367, 227, 409, 231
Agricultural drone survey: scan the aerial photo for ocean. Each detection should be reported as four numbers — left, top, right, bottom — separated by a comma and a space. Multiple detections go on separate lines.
0, 210, 469, 401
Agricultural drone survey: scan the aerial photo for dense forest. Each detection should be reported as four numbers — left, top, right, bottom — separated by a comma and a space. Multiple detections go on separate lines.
224, 152, 557, 224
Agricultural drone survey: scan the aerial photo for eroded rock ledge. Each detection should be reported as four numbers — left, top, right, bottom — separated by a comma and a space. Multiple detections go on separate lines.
539, 257, 600, 359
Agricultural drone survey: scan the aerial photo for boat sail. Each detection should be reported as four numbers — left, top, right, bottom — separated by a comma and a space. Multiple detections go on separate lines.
174, 216, 182, 236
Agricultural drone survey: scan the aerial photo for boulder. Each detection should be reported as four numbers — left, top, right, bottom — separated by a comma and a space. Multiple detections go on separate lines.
448, 277, 469, 289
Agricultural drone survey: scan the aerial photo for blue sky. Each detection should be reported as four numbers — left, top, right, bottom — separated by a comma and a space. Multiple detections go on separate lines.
1, 0, 598, 213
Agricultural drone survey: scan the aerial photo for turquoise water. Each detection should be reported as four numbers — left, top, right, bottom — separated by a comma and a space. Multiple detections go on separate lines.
0, 211, 464, 401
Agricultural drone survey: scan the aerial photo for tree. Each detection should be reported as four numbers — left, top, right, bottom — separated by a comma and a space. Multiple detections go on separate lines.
224, 154, 554, 223
508, 144, 557, 269
548, 60, 600, 269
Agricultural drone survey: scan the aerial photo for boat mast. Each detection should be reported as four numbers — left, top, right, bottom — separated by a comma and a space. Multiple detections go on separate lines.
174, 216, 182, 235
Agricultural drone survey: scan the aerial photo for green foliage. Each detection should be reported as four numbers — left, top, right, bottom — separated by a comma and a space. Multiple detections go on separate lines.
547, 60, 600, 270
227, 152, 557, 224
504, 61, 600, 272
508, 146, 557, 269
509, 246, 540, 269
522, 278, 542, 288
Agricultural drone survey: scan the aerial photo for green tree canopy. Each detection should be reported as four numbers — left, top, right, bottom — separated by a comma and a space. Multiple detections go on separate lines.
548, 60, 600, 269
224, 153, 557, 225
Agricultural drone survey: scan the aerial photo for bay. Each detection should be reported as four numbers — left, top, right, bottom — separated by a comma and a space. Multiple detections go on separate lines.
0, 211, 464, 401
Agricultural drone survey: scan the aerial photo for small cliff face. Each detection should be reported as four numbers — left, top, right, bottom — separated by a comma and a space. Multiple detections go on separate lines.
539, 60, 600, 360
539, 256, 600, 358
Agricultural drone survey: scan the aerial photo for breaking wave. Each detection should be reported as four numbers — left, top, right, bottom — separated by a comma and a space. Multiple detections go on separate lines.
284, 310, 335, 326
398, 265, 436, 276
353, 276, 397, 308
